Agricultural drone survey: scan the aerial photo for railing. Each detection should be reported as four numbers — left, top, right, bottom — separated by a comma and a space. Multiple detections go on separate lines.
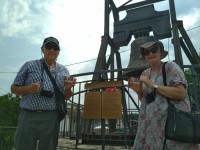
1, 64, 200, 150
58, 68, 141, 149
59, 64, 200, 149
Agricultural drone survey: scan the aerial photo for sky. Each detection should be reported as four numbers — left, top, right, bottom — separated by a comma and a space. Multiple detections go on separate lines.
0, 0, 200, 95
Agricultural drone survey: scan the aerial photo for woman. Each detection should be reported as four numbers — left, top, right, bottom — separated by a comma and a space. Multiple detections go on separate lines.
129, 36, 199, 149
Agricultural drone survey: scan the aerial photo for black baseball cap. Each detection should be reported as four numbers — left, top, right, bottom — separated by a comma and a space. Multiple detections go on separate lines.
42, 36, 60, 49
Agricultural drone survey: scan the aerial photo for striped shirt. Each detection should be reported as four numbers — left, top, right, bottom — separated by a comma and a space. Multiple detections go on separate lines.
13, 59, 70, 110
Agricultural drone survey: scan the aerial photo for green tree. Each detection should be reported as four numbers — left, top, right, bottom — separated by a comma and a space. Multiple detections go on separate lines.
0, 93, 20, 126
0, 93, 20, 149
184, 68, 200, 109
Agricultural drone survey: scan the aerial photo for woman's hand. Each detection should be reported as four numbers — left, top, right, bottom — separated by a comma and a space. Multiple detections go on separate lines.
140, 75, 154, 89
128, 77, 143, 100
128, 77, 142, 93
140, 75, 186, 100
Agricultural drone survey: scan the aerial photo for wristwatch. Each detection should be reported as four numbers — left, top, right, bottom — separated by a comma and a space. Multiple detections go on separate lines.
153, 84, 159, 90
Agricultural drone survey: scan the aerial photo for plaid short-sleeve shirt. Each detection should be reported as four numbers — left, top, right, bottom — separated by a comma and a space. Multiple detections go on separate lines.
13, 59, 70, 110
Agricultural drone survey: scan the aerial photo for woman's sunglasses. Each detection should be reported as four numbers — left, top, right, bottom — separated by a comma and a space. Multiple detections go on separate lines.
45, 43, 60, 51
141, 47, 159, 56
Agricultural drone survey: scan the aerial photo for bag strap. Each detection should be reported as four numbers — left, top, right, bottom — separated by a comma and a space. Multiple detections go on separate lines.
162, 61, 175, 150
162, 61, 168, 150
162, 62, 170, 105
41, 59, 62, 96
162, 62, 167, 86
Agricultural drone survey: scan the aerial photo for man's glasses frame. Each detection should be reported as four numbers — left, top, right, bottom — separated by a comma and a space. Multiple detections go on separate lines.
45, 43, 60, 51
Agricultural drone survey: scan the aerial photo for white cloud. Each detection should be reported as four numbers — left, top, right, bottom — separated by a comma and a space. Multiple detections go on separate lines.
179, 8, 200, 30
0, 0, 57, 45
0, 0, 200, 94
0, 0, 30, 36
47, 1, 105, 69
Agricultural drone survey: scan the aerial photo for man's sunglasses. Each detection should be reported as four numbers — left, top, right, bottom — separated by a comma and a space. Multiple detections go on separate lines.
141, 47, 159, 56
45, 43, 60, 51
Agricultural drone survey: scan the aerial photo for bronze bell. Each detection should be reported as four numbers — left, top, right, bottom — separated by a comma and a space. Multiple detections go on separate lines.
121, 36, 149, 79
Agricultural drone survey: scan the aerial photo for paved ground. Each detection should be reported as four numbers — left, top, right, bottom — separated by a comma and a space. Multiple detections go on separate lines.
57, 138, 200, 150
57, 138, 131, 150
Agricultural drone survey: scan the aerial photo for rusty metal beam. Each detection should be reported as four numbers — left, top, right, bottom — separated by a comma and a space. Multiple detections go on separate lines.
118, 0, 166, 11
169, 0, 183, 66
178, 21, 200, 64
180, 38, 196, 64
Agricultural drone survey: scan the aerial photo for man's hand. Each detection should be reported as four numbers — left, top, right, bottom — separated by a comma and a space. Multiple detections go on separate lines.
64, 76, 77, 90
11, 82, 41, 96
63, 77, 77, 100
29, 82, 40, 94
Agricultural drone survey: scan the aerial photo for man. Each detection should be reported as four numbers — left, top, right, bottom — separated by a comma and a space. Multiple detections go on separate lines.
11, 36, 76, 150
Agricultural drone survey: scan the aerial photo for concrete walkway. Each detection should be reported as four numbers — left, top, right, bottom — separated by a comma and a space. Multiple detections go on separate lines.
57, 138, 131, 150
57, 138, 200, 150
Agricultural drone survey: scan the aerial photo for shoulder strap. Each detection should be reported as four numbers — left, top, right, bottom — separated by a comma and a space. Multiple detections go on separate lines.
162, 61, 168, 150
162, 62, 171, 104
41, 59, 61, 94
162, 62, 167, 86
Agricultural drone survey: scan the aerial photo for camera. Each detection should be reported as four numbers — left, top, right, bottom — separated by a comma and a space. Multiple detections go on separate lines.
146, 91, 156, 104
40, 90, 54, 98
